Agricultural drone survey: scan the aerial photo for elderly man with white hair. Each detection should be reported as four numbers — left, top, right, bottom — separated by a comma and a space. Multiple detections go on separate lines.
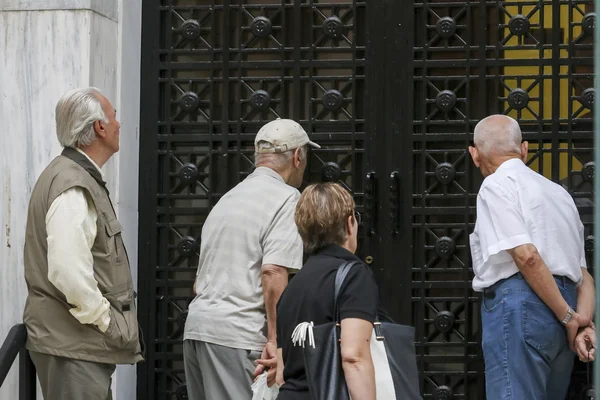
22, 88, 143, 400
469, 114, 596, 399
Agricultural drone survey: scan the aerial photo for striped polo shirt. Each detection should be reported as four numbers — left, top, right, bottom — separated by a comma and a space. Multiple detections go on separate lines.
184, 167, 304, 351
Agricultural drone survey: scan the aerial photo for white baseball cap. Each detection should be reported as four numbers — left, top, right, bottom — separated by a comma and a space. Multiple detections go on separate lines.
255, 119, 321, 154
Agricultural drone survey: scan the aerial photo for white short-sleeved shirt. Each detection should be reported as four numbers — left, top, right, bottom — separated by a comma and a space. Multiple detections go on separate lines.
470, 158, 586, 291
184, 167, 303, 351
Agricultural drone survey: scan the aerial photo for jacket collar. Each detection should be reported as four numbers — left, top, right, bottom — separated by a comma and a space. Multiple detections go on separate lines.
61, 147, 106, 186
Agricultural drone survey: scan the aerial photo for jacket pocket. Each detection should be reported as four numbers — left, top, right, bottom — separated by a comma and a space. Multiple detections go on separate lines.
105, 218, 125, 263
103, 288, 139, 351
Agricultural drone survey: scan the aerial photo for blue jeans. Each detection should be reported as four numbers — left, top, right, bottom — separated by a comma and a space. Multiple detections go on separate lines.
481, 273, 577, 400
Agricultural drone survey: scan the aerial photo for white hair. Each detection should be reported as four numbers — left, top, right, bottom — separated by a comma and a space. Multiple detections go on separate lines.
473, 115, 522, 156
55, 87, 108, 148
254, 144, 307, 170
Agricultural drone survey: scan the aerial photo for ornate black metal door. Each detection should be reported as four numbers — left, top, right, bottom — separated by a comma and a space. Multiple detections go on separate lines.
139, 1, 595, 399
138, 1, 383, 399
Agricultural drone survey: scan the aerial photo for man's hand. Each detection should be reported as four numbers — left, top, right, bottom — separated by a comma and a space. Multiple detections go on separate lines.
254, 341, 278, 387
565, 311, 592, 351
259, 263, 288, 386
575, 325, 596, 362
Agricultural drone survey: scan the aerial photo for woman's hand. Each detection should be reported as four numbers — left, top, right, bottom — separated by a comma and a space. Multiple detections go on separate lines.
275, 348, 285, 386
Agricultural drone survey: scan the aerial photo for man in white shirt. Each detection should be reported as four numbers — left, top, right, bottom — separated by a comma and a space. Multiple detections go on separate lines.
469, 114, 595, 399
23, 88, 142, 400
183, 119, 320, 400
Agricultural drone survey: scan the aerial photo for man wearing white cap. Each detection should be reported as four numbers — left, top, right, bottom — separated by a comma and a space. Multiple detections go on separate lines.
183, 119, 320, 400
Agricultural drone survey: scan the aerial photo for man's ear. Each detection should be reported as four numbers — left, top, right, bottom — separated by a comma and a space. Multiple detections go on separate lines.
521, 141, 529, 162
94, 120, 106, 138
294, 148, 302, 167
468, 146, 480, 167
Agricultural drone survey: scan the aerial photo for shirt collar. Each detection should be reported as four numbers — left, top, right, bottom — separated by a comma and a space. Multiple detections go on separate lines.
314, 244, 362, 262
74, 148, 105, 179
496, 158, 525, 172
61, 147, 106, 186
251, 166, 285, 183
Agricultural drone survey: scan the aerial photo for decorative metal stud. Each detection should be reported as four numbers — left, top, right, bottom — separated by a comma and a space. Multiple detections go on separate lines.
180, 92, 200, 113
435, 162, 456, 185
322, 90, 344, 111
508, 14, 531, 36
179, 163, 199, 184
177, 310, 188, 328
585, 236, 594, 255
177, 236, 198, 257
435, 236, 456, 258
507, 88, 530, 110
436, 17, 457, 38
434, 385, 453, 400
435, 90, 457, 112
582, 161, 595, 182
180, 19, 201, 41
251, 16, 272, 38
581, 88, 595, 109
322, 16, 343, 39
434, 311, 455, 333
250, 90, 271, 111
582, 13, 596, 35
322, 162, 341, 182
176, 384, 188, 400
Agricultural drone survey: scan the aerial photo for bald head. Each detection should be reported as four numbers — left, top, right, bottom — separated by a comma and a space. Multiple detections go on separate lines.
473, 115, 522, 157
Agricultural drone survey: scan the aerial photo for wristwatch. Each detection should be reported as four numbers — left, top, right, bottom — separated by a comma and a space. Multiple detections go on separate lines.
561, 306, 574, 326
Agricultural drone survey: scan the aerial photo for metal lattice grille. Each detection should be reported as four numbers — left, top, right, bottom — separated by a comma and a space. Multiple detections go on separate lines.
140, 1, 595, 399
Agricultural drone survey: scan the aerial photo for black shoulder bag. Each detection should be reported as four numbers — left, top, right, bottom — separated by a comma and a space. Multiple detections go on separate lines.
293, 261, 421, 400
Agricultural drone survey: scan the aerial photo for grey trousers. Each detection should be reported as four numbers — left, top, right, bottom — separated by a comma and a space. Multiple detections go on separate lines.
183, 339, 261, 400
30, 351, 116, 400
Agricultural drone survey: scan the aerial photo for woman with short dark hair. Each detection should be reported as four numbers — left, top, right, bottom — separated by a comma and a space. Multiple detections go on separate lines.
274, 183, 378, 400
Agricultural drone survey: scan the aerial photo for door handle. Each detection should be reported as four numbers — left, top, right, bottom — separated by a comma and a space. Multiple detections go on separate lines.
365, 172, 377, 236
390, 171, 401, 235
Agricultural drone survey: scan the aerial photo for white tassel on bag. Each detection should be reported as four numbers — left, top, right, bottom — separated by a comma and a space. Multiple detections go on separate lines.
290, 321, 397, 400
291, 321, 315, 348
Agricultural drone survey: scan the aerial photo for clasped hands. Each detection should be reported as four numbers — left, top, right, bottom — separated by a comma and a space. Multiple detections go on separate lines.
565, 312, 595, 363
253, 340, 281, 387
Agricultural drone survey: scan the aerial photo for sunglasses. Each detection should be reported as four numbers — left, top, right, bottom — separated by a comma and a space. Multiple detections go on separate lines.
353, 210, 362, 225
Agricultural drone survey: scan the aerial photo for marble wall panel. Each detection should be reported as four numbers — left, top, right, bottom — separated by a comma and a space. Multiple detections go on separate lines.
0, 3, 141, 398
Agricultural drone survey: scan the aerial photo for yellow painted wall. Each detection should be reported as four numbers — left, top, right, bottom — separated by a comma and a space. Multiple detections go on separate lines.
503, 1, 584, 179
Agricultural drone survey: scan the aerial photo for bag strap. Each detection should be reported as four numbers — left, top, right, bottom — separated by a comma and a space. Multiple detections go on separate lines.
334, 260, 382, 326
333, 261, 361, 322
